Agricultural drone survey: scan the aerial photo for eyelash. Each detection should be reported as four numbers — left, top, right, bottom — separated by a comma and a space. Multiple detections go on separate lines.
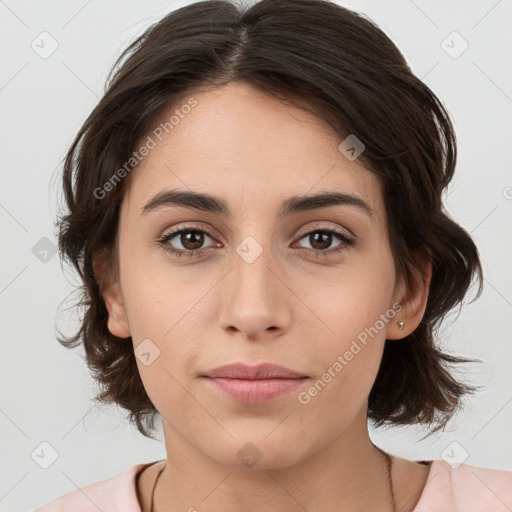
156, 225, 354, 259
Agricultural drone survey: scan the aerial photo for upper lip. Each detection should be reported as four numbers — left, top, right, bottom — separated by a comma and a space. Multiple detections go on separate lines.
202, 363, 308, 380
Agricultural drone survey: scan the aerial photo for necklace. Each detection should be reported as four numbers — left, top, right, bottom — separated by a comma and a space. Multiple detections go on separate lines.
150, 462, 165, 512
150, 451, 396, 512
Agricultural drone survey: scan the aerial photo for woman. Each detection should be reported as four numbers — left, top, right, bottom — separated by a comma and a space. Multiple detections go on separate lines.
35, 0, 512, 510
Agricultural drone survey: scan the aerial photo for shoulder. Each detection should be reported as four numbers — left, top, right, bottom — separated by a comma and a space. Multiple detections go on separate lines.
414, 460, 512, 511
33, 462, 156, 512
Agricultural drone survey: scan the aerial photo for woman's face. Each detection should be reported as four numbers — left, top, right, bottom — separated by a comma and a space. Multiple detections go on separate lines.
105, 80, 411, 468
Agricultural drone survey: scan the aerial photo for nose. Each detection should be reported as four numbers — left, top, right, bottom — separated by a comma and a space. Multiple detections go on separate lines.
218, 239, 292, 341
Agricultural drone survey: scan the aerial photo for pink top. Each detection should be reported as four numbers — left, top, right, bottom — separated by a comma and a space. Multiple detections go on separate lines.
34, 459, 512, 511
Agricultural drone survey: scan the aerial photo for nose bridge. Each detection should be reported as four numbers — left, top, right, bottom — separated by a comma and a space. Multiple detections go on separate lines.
218, 231, 290, 338
235, 233, 272, 294
232, 232, 277, 310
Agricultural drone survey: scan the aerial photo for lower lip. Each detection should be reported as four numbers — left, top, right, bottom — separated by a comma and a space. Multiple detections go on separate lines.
204, 377, 308, 403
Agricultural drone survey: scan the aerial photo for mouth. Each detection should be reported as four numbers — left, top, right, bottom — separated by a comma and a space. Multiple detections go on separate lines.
201, 362, 308, 380
202, 376, 308, 404
200, 362, 309, 404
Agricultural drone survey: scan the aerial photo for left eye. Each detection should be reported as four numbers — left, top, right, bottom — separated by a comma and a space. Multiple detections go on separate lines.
295, 229, 352, 252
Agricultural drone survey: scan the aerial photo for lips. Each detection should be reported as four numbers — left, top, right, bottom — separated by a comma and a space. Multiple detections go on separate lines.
201, 362, 308, 380
201, 363, 308, 404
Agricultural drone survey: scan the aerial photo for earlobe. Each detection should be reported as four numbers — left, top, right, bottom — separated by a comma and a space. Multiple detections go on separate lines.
103, 282, 132, 339
93, 251, 131, 339
387, 259, 432, 340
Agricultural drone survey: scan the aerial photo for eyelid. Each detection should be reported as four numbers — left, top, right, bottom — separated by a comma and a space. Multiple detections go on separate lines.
160, 222, 220, 240
295, 221, 352, 239
160, 221, 352, 244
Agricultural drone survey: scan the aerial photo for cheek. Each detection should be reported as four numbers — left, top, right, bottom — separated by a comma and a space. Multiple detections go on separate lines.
305, 259, 396, 346
120, 248, 213, 383
296, 256, 395, 407
119, 236, 187, 337
296, 299, 387, 430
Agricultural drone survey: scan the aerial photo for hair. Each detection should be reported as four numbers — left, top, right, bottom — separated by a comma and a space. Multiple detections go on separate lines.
56, 0, 483, 439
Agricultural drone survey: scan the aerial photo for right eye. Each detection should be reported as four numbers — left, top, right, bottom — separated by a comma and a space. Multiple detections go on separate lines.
157, 227, 221, 258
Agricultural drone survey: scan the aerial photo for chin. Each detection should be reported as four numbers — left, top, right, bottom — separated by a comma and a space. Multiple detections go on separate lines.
205, 434, 312, 471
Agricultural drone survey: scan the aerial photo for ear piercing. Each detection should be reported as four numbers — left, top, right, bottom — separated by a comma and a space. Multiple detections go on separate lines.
397, 321, 404, 330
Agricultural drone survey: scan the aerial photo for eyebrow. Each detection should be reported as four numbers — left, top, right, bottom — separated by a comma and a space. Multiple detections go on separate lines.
140, 188, 375, 219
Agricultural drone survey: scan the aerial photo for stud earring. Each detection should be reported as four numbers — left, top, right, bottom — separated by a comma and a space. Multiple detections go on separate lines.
397, 321, 404, 330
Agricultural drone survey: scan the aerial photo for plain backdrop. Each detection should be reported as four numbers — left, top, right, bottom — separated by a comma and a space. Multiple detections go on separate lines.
1, 0, 511, 510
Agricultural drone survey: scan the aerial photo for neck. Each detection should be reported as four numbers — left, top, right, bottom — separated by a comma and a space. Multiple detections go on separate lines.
153, 409, 395, 512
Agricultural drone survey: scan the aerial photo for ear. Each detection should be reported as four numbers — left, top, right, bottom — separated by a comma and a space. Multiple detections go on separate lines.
93, 250, 131, 339
386, 259, 432, 340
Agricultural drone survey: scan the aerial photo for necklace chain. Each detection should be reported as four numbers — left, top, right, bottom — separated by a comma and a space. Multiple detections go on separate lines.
150, 462, 165, 512
150, 450, 396, 512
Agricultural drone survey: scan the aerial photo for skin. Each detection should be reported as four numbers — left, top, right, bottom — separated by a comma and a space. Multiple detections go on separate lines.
97, 81, 432, 512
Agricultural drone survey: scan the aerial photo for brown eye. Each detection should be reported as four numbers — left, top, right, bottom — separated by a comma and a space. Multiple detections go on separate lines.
157, 227, 219, 257
307, 231, 335, 251
295, 228, 354, 257
176, 230, 206, 251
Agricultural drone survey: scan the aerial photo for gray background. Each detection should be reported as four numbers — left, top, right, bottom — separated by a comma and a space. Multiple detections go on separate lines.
1, 0, 511, 510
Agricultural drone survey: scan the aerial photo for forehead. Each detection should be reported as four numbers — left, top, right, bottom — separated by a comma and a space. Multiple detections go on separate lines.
125, 81, 384, 221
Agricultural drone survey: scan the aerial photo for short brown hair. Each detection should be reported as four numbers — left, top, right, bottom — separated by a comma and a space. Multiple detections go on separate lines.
57, 0, 483, 439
